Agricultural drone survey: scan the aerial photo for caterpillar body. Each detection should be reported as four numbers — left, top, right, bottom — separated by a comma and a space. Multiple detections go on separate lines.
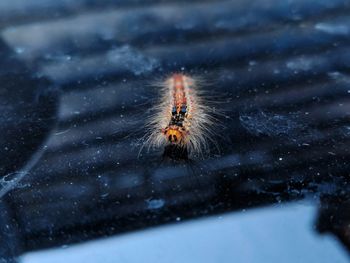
143, 73, 217, 159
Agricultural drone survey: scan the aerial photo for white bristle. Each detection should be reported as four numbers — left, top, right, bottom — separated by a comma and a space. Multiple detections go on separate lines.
141, 74, 218, 158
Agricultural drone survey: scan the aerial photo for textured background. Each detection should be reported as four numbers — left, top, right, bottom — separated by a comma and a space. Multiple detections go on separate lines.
0, 0, 349, 260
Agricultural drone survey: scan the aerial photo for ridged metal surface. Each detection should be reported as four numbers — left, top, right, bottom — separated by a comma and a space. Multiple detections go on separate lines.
0, 0, 349, 257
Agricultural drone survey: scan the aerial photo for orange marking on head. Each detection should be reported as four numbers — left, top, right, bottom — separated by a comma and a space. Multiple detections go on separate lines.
164, 126, 183, 144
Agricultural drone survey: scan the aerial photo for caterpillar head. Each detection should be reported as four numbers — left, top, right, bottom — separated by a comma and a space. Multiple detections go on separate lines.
163, 126, 184, 145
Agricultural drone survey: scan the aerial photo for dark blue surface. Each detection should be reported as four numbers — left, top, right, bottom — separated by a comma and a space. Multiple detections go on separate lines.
0, 0, 349, 261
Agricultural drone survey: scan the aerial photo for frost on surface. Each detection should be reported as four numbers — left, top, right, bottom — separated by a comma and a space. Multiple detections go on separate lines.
41, 45, 160, 82
106, 45, 159, 76
146, 198, 165, 210
286, 57, 315, 72
239, 110, 312, 141
328, 71, 350, 84
315, 23, 349, 35
0, 171, 29, 198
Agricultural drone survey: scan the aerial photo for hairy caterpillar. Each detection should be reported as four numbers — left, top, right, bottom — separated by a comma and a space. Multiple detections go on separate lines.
142, 73, 218, 159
